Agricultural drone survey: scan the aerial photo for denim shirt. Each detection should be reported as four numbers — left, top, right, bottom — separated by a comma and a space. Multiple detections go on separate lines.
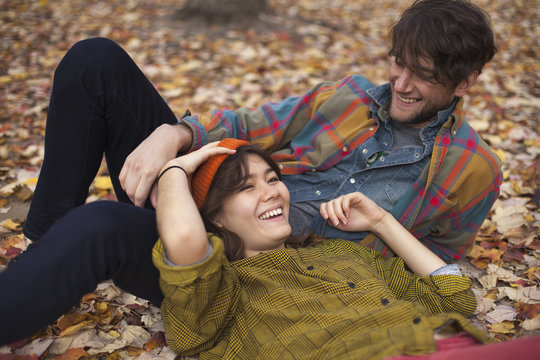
283, 83, 457, 241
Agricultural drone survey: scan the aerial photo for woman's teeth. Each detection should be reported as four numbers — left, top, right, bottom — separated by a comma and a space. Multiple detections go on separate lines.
259, 208, 283, 220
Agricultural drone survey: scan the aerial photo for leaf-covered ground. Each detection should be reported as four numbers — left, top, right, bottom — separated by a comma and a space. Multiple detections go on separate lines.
0, 0, 538, 358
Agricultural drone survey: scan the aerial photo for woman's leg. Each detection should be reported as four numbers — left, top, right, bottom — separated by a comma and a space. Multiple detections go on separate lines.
0, 201, 162, 345
23, 37, 177, 241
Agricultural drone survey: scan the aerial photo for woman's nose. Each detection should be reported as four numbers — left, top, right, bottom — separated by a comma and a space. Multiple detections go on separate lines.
261, 183, 279, 201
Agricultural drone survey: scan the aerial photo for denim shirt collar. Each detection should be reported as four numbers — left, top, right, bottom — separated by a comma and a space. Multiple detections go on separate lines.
366, 83, 458, 141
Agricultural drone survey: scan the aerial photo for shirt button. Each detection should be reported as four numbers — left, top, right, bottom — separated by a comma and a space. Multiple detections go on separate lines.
369, 127, 375, 131
311, 168, 316, 172
381, 298, 389, 305
307, 266, 314, 270
347, 282, 356, 288
278, 164, 283, 170
342, 146, 348, 153
414, 152, 420, 158
349, 178, 355, 184
379, 156, 385, 162
383, 141, 388, 146
315, 190, 321, 196
362, 148, 368, 154
413, 317, 421, 324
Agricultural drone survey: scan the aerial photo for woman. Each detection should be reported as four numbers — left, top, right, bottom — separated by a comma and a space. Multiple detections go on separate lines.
152, 138, 487, 359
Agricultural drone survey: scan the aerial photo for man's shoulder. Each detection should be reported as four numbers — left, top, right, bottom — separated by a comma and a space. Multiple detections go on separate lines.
444, 118, 502, 178
341, 74, 377, 91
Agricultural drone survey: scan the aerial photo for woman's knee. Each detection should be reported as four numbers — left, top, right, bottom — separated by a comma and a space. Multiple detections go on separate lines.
56, 37, 132, 79
59, 201, 156, 236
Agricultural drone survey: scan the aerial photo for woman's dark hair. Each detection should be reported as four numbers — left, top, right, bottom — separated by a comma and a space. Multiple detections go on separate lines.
199, 144, 321, 261
388, 0, 497, 87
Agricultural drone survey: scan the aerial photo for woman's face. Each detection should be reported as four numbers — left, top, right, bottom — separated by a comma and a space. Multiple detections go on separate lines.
216, 154, 291, 258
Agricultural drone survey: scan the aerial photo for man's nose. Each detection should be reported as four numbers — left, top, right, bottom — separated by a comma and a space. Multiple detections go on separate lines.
394, 68, 414, 93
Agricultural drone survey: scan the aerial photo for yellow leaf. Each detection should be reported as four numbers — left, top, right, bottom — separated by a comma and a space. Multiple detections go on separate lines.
1, 219, 22, 231
23, 177, 38, 186
94, 176, 113, 190
494, 148, 506, 163
59, 319, 96, 336
487, 321, 515, 334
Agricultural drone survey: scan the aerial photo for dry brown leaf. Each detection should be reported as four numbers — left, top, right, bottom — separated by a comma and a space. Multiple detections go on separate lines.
485, 305, 518, 323
52, 348, 89, 360
59, 319, 97, 337
14, 184, 33, 202
487, 321, 516, 334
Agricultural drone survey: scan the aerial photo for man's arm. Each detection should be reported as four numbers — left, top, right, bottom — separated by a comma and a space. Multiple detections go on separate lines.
118, 123, 193, 207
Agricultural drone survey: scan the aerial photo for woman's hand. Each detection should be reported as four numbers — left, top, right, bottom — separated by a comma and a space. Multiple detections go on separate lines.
160, 141, 236, 178
320, 192, 386, 233
322, 192, 447, 275
150, 142, 236, 207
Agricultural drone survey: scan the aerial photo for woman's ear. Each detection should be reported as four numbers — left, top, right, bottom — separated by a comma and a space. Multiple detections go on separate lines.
212, 217, 224, 228
453, 71, 479, 97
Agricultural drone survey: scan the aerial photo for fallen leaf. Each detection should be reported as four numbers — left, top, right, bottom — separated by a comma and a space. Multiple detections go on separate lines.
52, 348, 88, 360
94, 176, 113, 191
14, 185, 33, 202
59, 319, 97, 337
487, 321, 516, 334
485, 305, 518, 323
0, 219, 22, 231
521, 317, 540, 331
144, 331, 166, 351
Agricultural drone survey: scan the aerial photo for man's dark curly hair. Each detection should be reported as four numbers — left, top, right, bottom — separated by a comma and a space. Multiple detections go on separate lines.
388, 0, 497, 87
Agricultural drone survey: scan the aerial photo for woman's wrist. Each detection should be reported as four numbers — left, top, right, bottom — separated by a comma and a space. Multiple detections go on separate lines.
369, 210, 394, 238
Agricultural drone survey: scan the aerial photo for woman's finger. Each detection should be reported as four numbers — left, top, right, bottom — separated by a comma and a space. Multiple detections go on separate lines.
331, 197, 347, 225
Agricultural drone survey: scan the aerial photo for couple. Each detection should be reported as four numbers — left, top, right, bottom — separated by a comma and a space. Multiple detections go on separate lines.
4, 0, 535, 358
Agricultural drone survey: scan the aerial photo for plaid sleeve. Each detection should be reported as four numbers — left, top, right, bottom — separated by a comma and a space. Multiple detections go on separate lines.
363, 248, 477, 317
152, 234, 240, 356
180, 79, 338, 152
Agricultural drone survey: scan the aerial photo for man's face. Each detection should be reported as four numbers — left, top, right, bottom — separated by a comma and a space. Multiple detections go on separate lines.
388, 56, 458, 128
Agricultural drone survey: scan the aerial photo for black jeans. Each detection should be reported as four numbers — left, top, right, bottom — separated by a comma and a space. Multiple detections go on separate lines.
0, 38, 176, 344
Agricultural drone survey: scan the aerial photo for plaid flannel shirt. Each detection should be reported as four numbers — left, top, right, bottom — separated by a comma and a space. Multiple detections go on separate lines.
181, 75, 502, 260
153, 234, 490, 359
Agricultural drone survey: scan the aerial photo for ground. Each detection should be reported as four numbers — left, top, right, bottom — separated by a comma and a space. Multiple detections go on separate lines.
0, 0, 538, 359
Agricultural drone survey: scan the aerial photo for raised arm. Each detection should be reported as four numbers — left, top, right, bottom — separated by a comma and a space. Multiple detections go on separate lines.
156, 142, 234, 265
320, 192, 446, 275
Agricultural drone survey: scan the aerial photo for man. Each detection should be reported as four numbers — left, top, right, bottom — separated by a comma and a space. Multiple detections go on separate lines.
120, 0, 501, 260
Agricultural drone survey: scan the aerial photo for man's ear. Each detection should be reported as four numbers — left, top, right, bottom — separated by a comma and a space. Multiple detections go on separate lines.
453, 71, 479, 97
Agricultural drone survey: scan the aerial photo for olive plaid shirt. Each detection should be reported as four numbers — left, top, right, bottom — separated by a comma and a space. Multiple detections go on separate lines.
181, 75, 502, 261
153, 234, 489, 359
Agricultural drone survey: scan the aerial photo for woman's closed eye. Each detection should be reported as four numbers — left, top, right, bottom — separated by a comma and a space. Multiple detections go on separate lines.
240, 183, 254, 191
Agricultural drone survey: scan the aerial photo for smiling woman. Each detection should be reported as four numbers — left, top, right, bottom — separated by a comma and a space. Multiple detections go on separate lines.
150, 138, 539, 359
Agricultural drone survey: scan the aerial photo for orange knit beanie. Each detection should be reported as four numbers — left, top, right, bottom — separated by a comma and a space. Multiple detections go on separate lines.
191, 138, 250, 209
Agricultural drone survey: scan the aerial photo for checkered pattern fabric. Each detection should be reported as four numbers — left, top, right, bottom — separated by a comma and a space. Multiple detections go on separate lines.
153, 234, 489, 359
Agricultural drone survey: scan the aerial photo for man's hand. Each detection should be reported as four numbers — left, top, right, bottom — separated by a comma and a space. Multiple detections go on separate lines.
119, 123, 192, 207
